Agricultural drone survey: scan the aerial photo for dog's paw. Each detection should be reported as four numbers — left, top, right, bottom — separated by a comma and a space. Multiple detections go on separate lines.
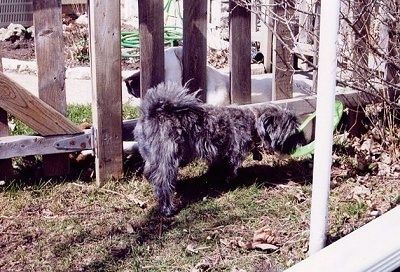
160, 205, 179, 217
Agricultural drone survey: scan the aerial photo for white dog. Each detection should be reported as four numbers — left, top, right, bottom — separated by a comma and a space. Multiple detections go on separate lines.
124, 46, 312, 105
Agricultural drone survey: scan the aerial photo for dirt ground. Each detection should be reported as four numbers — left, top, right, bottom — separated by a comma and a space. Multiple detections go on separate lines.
0, 17, 140, 71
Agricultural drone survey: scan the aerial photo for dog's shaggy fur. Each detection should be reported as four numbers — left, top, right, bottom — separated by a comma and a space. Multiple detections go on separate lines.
134, 81, 305, 216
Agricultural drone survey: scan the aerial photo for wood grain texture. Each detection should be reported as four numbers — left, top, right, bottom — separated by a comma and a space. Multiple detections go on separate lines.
230, 0, 251, 104
33, 0, 66, 113
0, 72, 82, 136
89, 0, 123, 185
138, 0, 164, 98
272, 0, 294, 100
183, 0, 207, 101
33, 0, 70, 176
0, 132, 90, 159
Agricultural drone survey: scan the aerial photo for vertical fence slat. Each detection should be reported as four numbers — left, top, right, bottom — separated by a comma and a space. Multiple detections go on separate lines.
230, 0, 251, 104
272, 0, 294, 100
0, 44, 14, 180
183, 0, 207, 100
89, 0, 123, 185
350, 0, 370, 84
33, 0, 69, 177
138, 0, 164, 97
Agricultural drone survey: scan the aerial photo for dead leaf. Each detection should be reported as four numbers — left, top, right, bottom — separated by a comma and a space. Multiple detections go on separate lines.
186, 244, 199, 254
252, 243, 278, 251
126, 194, 147, 208
351, 185, 371, 198
253, 226, 275, 244
251, 227, 279, 251
126, 223, 134, 234
236, 237, 252, 250
41, 209, 54, 218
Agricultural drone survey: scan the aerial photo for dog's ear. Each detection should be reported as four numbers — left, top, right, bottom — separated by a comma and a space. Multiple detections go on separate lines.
124, 71, 141, 98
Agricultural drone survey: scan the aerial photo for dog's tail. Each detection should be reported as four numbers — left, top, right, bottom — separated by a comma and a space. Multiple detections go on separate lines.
140, 81, 205, 117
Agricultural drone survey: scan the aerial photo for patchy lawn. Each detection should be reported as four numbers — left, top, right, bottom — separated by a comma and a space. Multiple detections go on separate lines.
1, 142, 399, 271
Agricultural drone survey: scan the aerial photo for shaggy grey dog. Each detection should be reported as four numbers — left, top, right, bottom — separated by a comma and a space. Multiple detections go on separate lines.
134, 81, 305, 216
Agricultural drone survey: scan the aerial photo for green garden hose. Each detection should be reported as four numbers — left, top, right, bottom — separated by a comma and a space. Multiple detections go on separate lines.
121, 0, 183, 58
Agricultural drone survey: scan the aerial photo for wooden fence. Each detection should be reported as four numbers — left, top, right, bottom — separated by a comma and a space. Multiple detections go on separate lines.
0, 0, 366, 185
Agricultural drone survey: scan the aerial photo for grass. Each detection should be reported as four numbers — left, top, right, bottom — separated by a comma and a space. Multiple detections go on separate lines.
0, 162, 313, 271
2, 104, 399, 271
7, 103, 140, 136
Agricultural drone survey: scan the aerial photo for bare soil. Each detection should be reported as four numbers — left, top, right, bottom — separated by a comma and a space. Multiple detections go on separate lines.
0, 16, 140, 71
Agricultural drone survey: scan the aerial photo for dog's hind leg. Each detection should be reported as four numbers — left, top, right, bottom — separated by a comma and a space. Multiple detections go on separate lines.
143, 159, 180, 216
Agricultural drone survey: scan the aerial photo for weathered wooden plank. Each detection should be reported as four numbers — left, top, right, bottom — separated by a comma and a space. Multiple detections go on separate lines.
0, 133, 137, 159
272, 0, 294, 100
33, 0, 70, 177
183, 0, 207, 101
0, 131, 90, 159
0, 43, 14, 179
230, 0, 251, 104
33, 0, 66, 113
350, 0, 370, 82
138, 0, 164, 98
385, 5, 400, 101
312, 2, 320, 92
0, 72, 82, 136
89, 0, 123, 185
248, 89, 372, 116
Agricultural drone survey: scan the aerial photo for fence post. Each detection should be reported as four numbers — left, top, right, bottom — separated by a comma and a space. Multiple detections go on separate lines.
89, 0, 123, 185
272, 0, 294, 100
33, 0, 70, 177
138, 0, 165, 98
385, 2, 400, 101
350, 0, 370, 86
183, 0, 207, 100
230, 0, 251, 104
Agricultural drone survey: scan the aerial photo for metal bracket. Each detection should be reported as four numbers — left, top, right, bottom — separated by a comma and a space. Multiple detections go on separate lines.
53, 129, 94, 151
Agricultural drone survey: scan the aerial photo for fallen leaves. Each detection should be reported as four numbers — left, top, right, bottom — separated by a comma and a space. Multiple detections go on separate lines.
219, 226, 279, 252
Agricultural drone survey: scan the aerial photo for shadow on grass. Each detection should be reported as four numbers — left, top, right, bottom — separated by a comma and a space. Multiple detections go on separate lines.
55, 159, 312, 271
176, 158, 313, 210
4, 154, 312, 270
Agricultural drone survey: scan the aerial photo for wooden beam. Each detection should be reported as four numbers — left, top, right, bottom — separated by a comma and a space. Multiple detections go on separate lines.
0, 131, 91, 159
0, 72, 82, 135
230, 0, 251, 104
0, 131, 140, 159
89, 0, 124, 185
272, 0, 295, 100
33, 0, 70, 177
138, 0, 164, 98
183, 0, 207, 101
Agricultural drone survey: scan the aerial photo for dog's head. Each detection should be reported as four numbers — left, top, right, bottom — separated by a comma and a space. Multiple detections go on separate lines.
124, 46, 184, 98
256, 107, 306, 154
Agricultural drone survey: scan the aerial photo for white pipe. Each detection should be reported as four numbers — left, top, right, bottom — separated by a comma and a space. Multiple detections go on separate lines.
285, 206, 400, 272
308, 0, 341, 254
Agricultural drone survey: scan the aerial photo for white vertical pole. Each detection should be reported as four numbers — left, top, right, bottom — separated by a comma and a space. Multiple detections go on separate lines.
308, 0, 341, 255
